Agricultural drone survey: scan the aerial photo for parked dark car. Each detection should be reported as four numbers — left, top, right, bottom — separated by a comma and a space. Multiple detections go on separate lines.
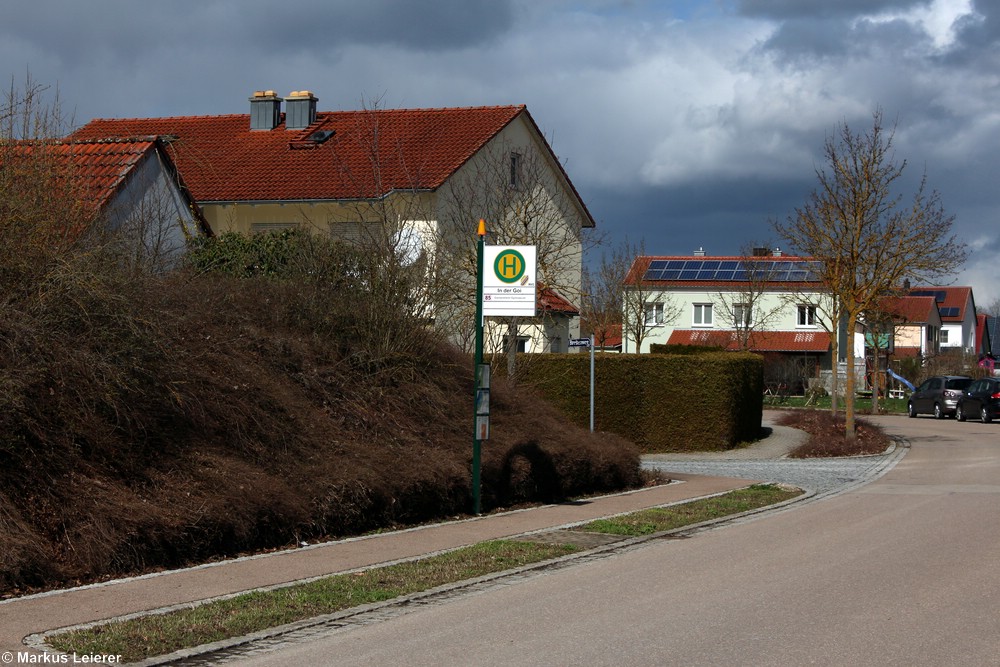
907, 375, 973, 419
956, 377, 1000, 423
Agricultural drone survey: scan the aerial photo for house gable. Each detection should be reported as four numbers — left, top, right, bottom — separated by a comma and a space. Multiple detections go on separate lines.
1, 137, 206, 255
909, 286, 977, 352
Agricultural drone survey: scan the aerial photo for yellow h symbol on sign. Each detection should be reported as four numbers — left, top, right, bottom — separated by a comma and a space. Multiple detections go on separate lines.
494, 249, 525, 283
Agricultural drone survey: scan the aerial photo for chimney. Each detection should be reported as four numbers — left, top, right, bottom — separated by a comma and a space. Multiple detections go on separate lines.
772, 247, 782, 257
285, 90, 318, 130
693, 247, 706, 256
752, 247, 769, 257
249, 90, 282, 131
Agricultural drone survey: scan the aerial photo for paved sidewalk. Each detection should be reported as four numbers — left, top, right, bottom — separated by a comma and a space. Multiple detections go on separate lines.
0, 472, 759, 658
646, 410, 808, 461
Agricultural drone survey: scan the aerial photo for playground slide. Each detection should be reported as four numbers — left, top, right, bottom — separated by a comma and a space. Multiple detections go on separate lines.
886, 368, 916, 392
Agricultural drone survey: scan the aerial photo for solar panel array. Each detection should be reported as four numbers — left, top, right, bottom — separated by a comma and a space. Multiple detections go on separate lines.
909, 290, 961, 318
910, 289, 948, 302
643, 259, 822, 282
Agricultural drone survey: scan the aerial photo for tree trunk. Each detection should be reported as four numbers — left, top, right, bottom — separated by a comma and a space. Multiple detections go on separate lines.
830, 335, 839, 415
506, 320, 518, 379
844, 314, 857, 442
871, 361, 880, 415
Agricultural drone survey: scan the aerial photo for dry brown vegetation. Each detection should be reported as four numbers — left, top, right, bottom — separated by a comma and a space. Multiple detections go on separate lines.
0, 81, 642, 597
0, 251, 642, 596
778, 409, 892, 458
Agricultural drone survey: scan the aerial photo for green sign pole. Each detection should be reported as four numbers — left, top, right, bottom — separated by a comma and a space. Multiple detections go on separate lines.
473, 219, 486, 515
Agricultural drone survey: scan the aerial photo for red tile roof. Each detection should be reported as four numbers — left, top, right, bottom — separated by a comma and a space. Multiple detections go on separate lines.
69, 105, 553, 205
908, 286, 973, 322
538, 286, 579, 315
590, 323, 623, 348
879, 295, 938, 324
977, 313, 989, 356
667, 329, 831, 353
3, 137, 160, 213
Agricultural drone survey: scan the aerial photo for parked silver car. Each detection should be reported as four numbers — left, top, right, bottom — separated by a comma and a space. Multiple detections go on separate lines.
907, 375, 973, 419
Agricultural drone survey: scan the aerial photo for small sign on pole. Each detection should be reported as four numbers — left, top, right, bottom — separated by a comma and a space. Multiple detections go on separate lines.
569, 338, 592, 348
475, 363, 490, 441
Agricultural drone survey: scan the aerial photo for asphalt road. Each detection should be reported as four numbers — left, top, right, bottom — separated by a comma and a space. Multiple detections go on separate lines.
218, 414, 1000, 667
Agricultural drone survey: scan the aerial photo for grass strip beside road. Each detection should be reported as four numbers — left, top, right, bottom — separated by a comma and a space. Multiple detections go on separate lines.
581, 484, 803, 536
47, 484, 800, 662
46, 541, 576, 663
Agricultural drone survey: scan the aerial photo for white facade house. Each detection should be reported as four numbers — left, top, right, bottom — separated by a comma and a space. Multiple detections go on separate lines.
908, 287, 979, 356
623, 250, 836, 392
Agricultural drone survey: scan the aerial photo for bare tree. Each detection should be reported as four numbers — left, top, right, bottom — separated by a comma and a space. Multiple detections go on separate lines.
0, 75, 94, 281
775, 108, 967, 440
436, 131, 597, 372
620, 250, 682, 353
581, 236, 641, 351
778, 258, 844, 412
860, 300, 906, 414
979, 297, 1000, 319
713, 244, 786, 351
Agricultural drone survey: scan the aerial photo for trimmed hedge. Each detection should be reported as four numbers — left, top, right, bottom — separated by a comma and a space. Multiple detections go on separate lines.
518, 352, 764, 453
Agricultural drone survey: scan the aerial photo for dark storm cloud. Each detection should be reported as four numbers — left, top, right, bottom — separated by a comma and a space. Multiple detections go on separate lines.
227, 0, 516, 54
756, 17, 856, 58
585, 176, 814, 257
735, 0, 923, 20
756, 10, 933, 61
1, 0, 515, 65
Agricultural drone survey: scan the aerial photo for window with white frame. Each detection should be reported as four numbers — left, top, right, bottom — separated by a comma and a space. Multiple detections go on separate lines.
694, 303, 713, 327
797, 304, 817, 327
645, 302, 664, 326
733, 303, 752, 327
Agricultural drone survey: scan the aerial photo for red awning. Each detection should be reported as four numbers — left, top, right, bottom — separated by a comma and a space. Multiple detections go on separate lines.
667, 329, 831, 353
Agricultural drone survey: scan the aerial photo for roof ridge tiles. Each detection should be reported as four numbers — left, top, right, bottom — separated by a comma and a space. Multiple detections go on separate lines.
87, 113, 249, 123
87, 105, 524, 124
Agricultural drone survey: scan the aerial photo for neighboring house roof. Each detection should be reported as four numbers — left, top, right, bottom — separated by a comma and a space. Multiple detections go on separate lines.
878, 295, 939, 324
1, 137, 207, 233
624, 254, 822, 289
69, 104, 595, 228
908, 286, 973, 322
588, 323, 622, 350
6, 137, 163, 213
538, 286, 579, 315
667, 329, 831, 353
977, 313, 991, 356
